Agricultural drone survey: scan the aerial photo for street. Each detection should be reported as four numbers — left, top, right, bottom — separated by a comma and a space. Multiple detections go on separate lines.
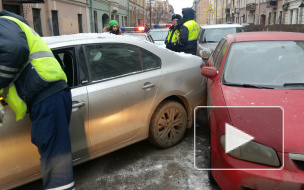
14, 110, 220, 190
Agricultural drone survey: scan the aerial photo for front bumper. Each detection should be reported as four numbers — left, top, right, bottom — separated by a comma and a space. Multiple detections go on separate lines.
211, 133, 304, 190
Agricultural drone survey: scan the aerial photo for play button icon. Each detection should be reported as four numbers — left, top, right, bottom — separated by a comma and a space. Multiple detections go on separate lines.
225, 123, 254, 153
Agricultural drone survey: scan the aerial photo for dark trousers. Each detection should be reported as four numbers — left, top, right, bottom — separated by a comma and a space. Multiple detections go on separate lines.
30, 89, 74, 190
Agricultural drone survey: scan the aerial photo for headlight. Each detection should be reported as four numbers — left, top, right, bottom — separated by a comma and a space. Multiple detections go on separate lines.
220, 135, 280, 167
199, 49, 211, 60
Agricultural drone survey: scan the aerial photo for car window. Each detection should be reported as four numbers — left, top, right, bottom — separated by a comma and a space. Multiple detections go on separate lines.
149, 30, 168, 41
141, 48, 161, 70
53, 48, 76, 87
200, 27, 239, 43
148, 35, 154, 43
84, 44, 142, 82
212, 38, 226, 66
237, 27, 245, 33
214, 40, 229, 70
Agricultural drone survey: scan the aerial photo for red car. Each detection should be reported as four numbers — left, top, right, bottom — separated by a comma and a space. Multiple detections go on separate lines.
201, 32, 304, 189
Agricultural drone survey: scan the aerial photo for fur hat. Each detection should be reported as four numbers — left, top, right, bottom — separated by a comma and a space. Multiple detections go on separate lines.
172, 14, 182, 21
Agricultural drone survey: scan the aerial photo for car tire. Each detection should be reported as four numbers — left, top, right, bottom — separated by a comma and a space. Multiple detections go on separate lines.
148, 101, 187, 148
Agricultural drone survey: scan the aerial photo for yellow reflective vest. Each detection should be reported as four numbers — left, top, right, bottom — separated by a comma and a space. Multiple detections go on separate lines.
0, 16, 67, 121
166, 28, 180, 43
183, 20, 199, 41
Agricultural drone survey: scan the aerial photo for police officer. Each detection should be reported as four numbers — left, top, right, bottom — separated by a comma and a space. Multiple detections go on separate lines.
0, 10, 74, 190
165, 14, 182, 52
178, 8, 200, 55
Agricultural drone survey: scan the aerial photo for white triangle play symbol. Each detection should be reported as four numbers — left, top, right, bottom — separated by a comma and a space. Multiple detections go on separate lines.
225, 123, 254, 153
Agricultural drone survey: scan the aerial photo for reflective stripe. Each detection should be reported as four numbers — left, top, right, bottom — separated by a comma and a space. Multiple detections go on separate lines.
0, 65, 20, 72
0, 72, 14, 78
188, 39, 197, 41
46, 181, 75, 190
29, 51, 54, 61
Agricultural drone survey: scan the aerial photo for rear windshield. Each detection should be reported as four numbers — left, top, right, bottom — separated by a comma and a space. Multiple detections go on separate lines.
149, 30, 168, 41
200, 27, 244, 43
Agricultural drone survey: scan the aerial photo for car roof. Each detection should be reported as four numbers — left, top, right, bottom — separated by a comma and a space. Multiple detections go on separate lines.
42, 33, 151, 48
201, 24, 243, 29
228, 32, 304, 42
149, 28, 169, 31
122, 32, 147, 36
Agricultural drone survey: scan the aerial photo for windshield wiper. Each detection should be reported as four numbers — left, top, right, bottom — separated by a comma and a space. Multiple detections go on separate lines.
283, 83, 304, 87
224, 83, 274, 89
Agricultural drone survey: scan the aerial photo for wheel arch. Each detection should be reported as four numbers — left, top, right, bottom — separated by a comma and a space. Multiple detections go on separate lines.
150, 95, 193, 129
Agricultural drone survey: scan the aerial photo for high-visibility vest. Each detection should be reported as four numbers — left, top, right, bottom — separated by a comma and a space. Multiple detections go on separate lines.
0, 16, 67, 121
183, 20, 199, 41
166, 28, 180, 43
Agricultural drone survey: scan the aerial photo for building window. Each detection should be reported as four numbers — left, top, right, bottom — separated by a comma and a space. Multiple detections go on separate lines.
268, 12, 271, 25
273, 12, 276, 24
279, 11, 282, 24
94, 11, 98, 33
290, 10, 293, 24
124, 16, 128, 27
32, 8, 43, 36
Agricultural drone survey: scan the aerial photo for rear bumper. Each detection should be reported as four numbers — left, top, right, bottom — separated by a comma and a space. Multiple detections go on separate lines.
211, 133, 304, 190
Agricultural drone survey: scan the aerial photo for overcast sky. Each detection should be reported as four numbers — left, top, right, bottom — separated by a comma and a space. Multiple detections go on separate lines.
168, 0, 194, 15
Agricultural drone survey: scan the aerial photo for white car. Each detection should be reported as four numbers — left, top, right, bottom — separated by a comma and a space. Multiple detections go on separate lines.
197, 24, 244, 62
149, 28, 169, 48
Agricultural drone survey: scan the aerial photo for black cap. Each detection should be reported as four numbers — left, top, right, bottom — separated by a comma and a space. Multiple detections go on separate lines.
172, 14, 182, 21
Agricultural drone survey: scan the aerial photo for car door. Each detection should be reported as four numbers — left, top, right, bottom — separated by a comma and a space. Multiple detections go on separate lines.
52, 47, 90, 160
207, 38, 228, 116
83, 43, 161, 152
0, 47, 90, 189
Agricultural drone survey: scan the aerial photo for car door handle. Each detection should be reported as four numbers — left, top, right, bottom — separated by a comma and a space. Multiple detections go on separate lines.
72, 102, 85, 108
142, 83, 155, 89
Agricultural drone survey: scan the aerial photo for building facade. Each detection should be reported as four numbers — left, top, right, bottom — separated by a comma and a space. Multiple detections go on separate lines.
0, 0, 89, 36
193, 0, 304, 25
129, 0, 146, 26
90, 0, 128, 33
145, 0, 173, 25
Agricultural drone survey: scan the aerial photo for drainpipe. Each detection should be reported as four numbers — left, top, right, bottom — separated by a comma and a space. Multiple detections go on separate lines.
90, 0, 94, 32
46, 0, 54, 36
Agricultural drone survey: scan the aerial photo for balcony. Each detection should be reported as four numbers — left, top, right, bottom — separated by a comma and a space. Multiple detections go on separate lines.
267, 0, 277, 7
246, 3, 256, 11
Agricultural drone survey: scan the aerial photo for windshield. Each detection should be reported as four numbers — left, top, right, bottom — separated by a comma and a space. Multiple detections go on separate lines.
223, 41, 304, 89
149, 30, 168, 41
200, 27, 244, 43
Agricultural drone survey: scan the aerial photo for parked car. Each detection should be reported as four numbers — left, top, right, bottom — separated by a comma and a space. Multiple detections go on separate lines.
0, 33, 206, 189
197, 24, 244, 63
201, 32, 304, 189
149, 28, 169, 48
121, 27, 155, 43
122, 32, 154, 43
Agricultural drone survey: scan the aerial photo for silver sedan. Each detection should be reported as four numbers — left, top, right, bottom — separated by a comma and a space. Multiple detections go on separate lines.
0, 33, 206, 189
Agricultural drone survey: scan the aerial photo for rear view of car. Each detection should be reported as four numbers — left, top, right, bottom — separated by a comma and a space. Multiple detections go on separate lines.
197, 24, 244, 62
149, 28, 169, 48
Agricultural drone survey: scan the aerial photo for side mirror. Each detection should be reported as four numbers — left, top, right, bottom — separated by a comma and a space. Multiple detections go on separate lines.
201, 65, 217, 78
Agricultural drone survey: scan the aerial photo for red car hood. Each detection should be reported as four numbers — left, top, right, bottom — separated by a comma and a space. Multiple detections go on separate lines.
221, 85, 304, 154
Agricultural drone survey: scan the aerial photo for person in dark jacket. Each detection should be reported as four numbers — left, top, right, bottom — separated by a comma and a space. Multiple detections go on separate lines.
165, 14, 182, 52
178, 8, 200, 55
0, 10, 74, 190
103, 20, 122, 35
